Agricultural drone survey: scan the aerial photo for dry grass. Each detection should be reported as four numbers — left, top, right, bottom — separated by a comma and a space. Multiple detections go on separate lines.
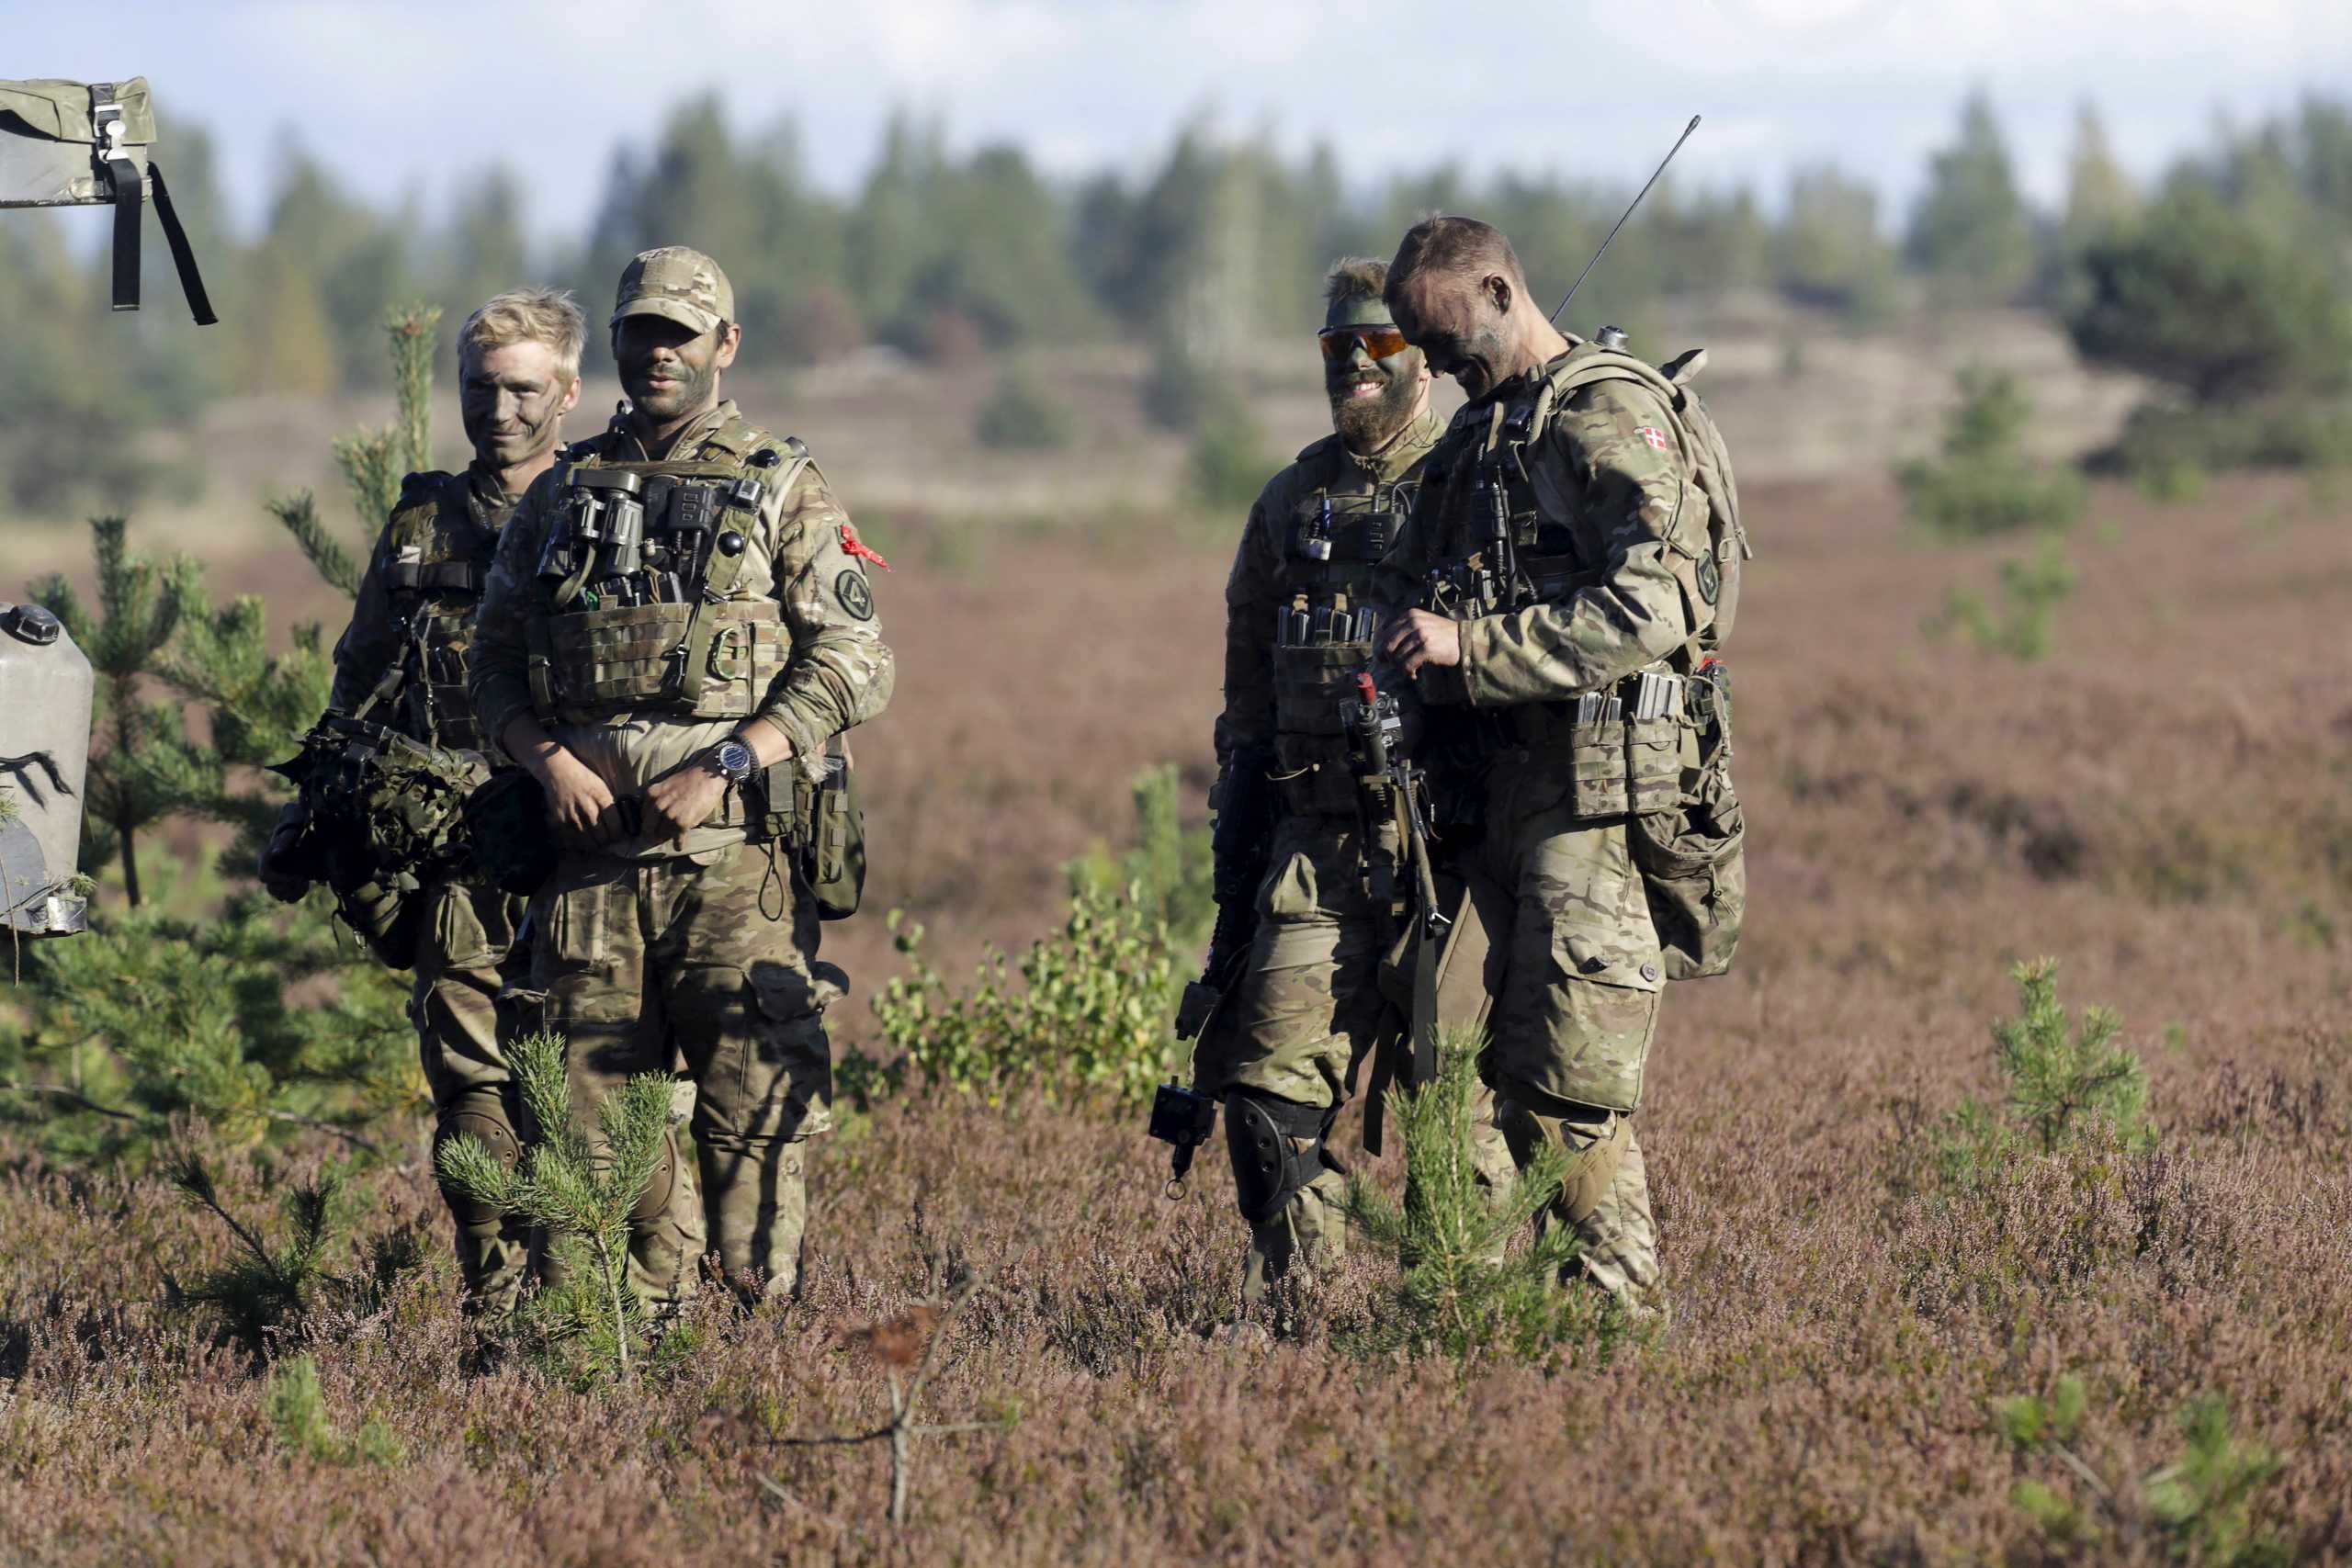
3, 353, 2348, 1563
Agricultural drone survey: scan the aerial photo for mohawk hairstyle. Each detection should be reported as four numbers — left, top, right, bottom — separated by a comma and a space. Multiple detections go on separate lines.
1387, 216, 1529, 296
1322, 256, 1390, 309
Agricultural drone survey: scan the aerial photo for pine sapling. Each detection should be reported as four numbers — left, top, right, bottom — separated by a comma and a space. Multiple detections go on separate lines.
1343, 1035, 1630, 1368
164, 1152, 416, 1357
1994, 957, 2153, 1153
436, 1029, 674, 1382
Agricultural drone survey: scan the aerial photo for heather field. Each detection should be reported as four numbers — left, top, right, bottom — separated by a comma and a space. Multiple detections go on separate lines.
5, 373, 2351, 1563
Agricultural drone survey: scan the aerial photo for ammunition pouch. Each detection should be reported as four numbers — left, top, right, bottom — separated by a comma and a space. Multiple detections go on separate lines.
1630, 662, 1744, 980
528, 599, 786, 725
1498, 668, 1693, 819
748, 746, 865, 921
1224, 1090, 1333, 1226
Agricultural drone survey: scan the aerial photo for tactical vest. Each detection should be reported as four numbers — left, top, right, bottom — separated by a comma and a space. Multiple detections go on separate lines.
372, 469, 505, 753
1269, 435, 1421, 816
526, 414, 805, 726
1413, 344, 1744, 819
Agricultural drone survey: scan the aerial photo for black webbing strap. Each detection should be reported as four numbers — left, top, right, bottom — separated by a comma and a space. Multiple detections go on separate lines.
88, 85, 140, 313
86, 83, 217, 325
147, 163, 218, 325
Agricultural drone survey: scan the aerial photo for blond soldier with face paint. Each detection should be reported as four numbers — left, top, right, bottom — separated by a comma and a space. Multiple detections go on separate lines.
257, 288, 718, 1316
1205, 258, 1482, 1306
1374, 217, 1743, 1316
470, 247, 894, 1312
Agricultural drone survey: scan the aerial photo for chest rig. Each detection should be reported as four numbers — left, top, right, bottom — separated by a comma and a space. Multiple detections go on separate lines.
371, 471, 504, 753
526, 419, 804, 726
1270, 444, 1418, 816
1413, 369, 1697, 819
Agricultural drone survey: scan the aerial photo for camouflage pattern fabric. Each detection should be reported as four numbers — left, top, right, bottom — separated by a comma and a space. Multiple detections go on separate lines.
1381, 353, 1712, 712
318, 466, 707, 1309
1219, 410, 1488, 1301
526, 840, 840, 1305
330, 462, 513, 752
1375, 346, 1716, 1313
471, 399, 896, 858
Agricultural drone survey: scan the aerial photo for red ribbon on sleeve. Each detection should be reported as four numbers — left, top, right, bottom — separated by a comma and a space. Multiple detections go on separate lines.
839, 524, 893, 572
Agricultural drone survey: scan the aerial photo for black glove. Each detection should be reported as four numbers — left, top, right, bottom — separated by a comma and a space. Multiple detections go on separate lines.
257, 804, 313, 904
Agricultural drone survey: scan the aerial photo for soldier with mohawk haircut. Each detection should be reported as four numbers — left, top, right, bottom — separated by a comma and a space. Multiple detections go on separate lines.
1197, 258, 1508, 1309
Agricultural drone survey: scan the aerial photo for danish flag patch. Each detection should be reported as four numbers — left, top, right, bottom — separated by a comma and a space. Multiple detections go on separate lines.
1636, 426, 1669, 451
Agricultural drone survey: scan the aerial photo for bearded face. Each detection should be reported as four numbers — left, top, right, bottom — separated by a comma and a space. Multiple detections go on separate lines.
1321, 314, 1428, 450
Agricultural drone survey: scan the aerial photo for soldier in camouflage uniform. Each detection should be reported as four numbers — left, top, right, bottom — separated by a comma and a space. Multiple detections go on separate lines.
1377, 218, 1729, 1313
1209, 258, 1452, 1303
261, 288, 649, 1314
470, 247, 894, 1309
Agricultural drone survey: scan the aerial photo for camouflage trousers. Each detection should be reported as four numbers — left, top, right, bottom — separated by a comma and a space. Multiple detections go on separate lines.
1457, 754, 1668, 1306
527, 839, 838, 1309
1222, 813, 1511, 1304
413, 878, 705, 1314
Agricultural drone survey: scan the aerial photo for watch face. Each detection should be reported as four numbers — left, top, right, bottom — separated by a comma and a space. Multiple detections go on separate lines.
717, 739, 754, 780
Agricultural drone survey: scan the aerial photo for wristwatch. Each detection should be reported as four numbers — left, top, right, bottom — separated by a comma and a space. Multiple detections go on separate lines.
707, 735, 757, 783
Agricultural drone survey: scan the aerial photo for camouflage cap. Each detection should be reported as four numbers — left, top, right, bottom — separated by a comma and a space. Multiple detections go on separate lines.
610, 246, 734, 335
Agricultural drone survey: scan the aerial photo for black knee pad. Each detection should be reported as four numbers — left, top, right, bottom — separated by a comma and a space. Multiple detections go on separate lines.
433, 1091, 520, 1229
1225, 1090, 1331, 1226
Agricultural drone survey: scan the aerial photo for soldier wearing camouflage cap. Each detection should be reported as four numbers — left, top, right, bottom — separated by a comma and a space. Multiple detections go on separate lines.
1375, 217, 1748, 1315
470, 246, 894, 1309
261, 288, 707, 1314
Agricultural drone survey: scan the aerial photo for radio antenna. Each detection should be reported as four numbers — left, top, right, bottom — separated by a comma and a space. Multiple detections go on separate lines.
1549, 115, 1702, 326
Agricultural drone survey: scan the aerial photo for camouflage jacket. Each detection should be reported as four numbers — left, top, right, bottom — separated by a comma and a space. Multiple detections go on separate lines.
1378, 346, 1707, 712
470, 399, 895, 859
1218, 404, 1441, 811
328, 461, 517, 752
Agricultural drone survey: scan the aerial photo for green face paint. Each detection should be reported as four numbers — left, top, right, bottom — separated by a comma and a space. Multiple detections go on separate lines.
1321, 293, 1426, 450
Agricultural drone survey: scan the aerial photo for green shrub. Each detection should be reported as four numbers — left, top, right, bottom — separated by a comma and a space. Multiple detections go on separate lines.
164, 1155, 420, 1359
849, 765, 1204, 1110
2104, 396, 2352, 491
1933, 958, 2154, 1187
1996, 1375, 2290, 1567
2067, 184, 2352, 405
974, 366, 1075, 451
1, 880, 415, 1164
857, 885, 1182, 1110
264, 1354, 404, 1466
436, 1030, 675, 1384
1341, 1041, 1638, 1370
1898, 368, 2086, 539
1932, 536, 2077, 662
1065, 763, 1214, 942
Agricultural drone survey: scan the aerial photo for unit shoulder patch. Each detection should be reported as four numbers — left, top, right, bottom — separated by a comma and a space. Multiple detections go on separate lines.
834, 569, 875, 621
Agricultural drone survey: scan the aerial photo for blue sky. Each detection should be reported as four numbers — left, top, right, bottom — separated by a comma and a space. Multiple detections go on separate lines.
13, 0, 2350, 238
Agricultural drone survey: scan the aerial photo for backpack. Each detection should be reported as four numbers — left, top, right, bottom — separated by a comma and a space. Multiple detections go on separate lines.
1539, 343, 1750, 981
0, 76, 214, 321
1535, 344, 1747, 648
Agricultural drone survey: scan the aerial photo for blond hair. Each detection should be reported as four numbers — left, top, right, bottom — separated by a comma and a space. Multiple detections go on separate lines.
458, 288, 586, 381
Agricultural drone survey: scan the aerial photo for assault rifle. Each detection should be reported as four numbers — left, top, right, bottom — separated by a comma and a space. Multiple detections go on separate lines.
1343, 670, 1449, 1150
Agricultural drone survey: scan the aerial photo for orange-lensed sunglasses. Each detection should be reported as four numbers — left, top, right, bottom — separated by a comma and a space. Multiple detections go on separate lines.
1317, 324, 1409, 363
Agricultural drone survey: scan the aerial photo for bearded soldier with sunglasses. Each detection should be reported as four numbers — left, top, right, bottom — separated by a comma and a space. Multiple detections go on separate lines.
1203, 258, 1503, 1307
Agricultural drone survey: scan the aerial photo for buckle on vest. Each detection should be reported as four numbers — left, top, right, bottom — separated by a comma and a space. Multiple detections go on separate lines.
727, 477, 763, 510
